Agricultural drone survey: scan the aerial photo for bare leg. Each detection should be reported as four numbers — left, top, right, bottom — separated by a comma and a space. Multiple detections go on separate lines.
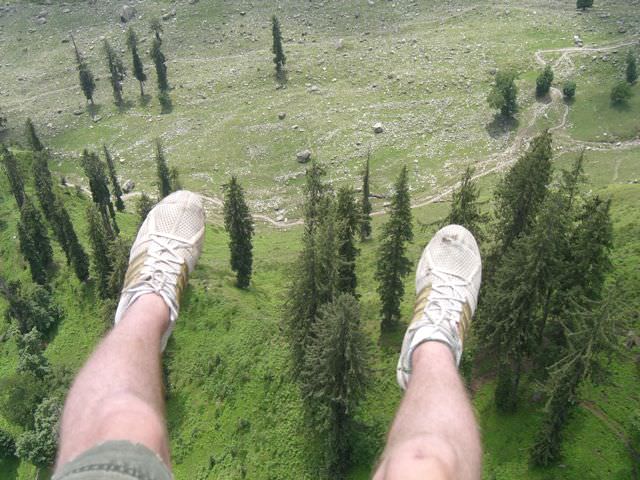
373, 342, 481, 480
56, 294, 170, 469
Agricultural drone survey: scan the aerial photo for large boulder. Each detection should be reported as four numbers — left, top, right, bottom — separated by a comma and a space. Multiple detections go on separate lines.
296, 149, 312, 163
119, 5, 137, 23
373, 122, 384, 134
122, 179, 135, 193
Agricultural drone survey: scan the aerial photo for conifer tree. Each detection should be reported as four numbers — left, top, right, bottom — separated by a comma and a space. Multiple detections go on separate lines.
107, 237, 131, 298
150, 18, 163, 43
1, 145, 25, 208
15, 397, 61, 469
25, 118, 44, 152
103, 145, 125, 212
360, 152, 372, 241
55, 195, 90, 282
377, 166, 413, 332
103, 39, 126, 106
86, 204, 113, 298
126, 27, 147, 97
626, 51, 638, 84
492, 130, 553, 254
81, 150, 118, 238
71, 35, 96, 106
271, 15, 286, 81
315, 199, 339, 306
223, 176, 254, 289
18, 197, 53, 285
488, 70, 518, 117
610, 81, 633, 105
16, 328, 50, 379
136, 192, 156, 226
335, 186, 359, 296
155, 139, 172, 199
150, 38, 169, 93
443, 166, 487, 241
536, 65, 554, 97
301, 293, 369, 477
0, 279, 63, 335
576, 0, 593, 10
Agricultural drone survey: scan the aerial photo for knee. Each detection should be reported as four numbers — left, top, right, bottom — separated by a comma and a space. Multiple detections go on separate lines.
376, 434, 458, 480
96, 392, 166, 438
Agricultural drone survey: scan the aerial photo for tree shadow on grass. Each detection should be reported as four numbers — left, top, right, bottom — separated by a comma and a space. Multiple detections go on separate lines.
611, 100, 632, 112
116, 99, 135, 113
485, 114, 519, 140
159, 94, 173, 115
138, 94, 152, 107
0, 457, 19, 480
87, 103, 102, 118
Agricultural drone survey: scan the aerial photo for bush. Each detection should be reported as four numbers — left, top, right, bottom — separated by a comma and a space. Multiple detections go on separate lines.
563, 81, 577, 100
610, 81, 633, 105
0, 429, 16, 458
536, 65, 554, 97
0, 372, 47, 429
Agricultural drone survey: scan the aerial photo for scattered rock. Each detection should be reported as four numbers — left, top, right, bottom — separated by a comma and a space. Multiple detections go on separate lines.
162, 9, 177, 21
35, 16, 47, 25
296, 149, 312, 163
73, 109, 83, 116
92, 115, 102, 123
373, 122, 384, 134
335, 38, 344, 50
308, 85, 320, 93
61, 37, 70, 43
119, 5, 137, 23
278, 112, 286, 120
618, 25, 627, 34
188, 0, 199, 4
573, 35, 583, 47
122, 179, 135, 193
276, 214, 284, 222
62, 7, 71, 14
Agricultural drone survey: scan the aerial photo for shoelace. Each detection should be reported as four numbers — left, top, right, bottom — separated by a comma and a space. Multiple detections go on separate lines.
421, 268, 469, 335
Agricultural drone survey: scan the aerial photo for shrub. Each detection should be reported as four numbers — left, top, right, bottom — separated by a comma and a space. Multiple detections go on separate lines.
563, 81, 577, 100
610, 81, 633, 105
536, 65, 554, 97
0, 429, 16, 458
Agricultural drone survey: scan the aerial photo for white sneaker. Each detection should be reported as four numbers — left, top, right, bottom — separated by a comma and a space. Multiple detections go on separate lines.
397, 225, 481, 390
114, 190, 205, 350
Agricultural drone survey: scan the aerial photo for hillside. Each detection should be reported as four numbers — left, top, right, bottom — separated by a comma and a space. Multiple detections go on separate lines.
0, 0, 639, 479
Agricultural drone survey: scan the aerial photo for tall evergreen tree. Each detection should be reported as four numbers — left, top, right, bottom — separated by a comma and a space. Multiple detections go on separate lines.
71, 35, 96, 106
126, 27, 147, 97
103, 145, 125, 211
150, 38, 169, 93
488, 70, 518, 117
81, 149, 118, 238
15, 397, 61, 469
136, 192, 156, 226
1, 145, 25, 208
442, 165, 487, 241
25, 118, 44, 152
301, 294, 369, 477
103, 39, 126, 106
55, 195, 90, 282
223, 177, 254, 289
626, 50, 638, 84
360, 152, 372, 241
16, 328, 50, 379
0, 279, 63, 335
86, 205, 113, 298
107, 237, 131, 298
377, 166, 413, 332
492, 130, 553, 254
150, 18, 163, 43
155, 139, 172, 199
271, 15, 287, 81
335, 186, 359, 296
18, 197, 53, 285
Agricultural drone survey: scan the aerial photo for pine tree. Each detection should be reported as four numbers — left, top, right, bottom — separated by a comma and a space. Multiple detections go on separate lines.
492, 130, 553, 253
335, 186, 359, 296
536, 65, 554, 97
86, 204, 113, 298
223, 177, 254, 288
301, 294, 369, 477
150, 38, 169, 93
103, 145, 125, 211
562, 81, 577, 100
1, 145, 25, 208
15, 397, 61, 469
150, 18, 163, 43
18, 197, 53, 285
626, 51, 638, 84
155, 139, 172, 199
0, 279, 63, 335
126, 27, 147, 97
443, 166, 487, 241
16, 328, 50, 379
81, 150, 118, 238
136, 192, 156, 226
55, 196, 90, 282
70, 35, 96, 106
25, 118, 44, 152
576, 0, 594, 10
107, 237, 131, 298
271, 15, 287, 81
488, 70, 518, 117
103, 39, 126, 106
360, 152, 372, 241
610, 81, 633, 105
377, 166, 413, 332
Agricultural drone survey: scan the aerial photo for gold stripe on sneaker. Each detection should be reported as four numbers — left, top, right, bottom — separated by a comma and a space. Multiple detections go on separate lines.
123, 250, 148, 290
411, 287, 432, 326
459, 303, 472, 344
175, 261, 189, 300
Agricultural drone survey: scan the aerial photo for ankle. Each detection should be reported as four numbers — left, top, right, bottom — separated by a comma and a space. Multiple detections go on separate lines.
118, 293, 170, 333
412, 341, 456, 369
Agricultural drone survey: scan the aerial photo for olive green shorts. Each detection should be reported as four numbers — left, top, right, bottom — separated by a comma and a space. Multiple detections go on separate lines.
52, 441, 172, 480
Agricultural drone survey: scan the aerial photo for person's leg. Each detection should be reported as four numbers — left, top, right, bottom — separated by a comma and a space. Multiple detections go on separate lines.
373, 342, 481, 480
374, 224, 483, 480
56, 293, 170, 468
54, 190, 206, 474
